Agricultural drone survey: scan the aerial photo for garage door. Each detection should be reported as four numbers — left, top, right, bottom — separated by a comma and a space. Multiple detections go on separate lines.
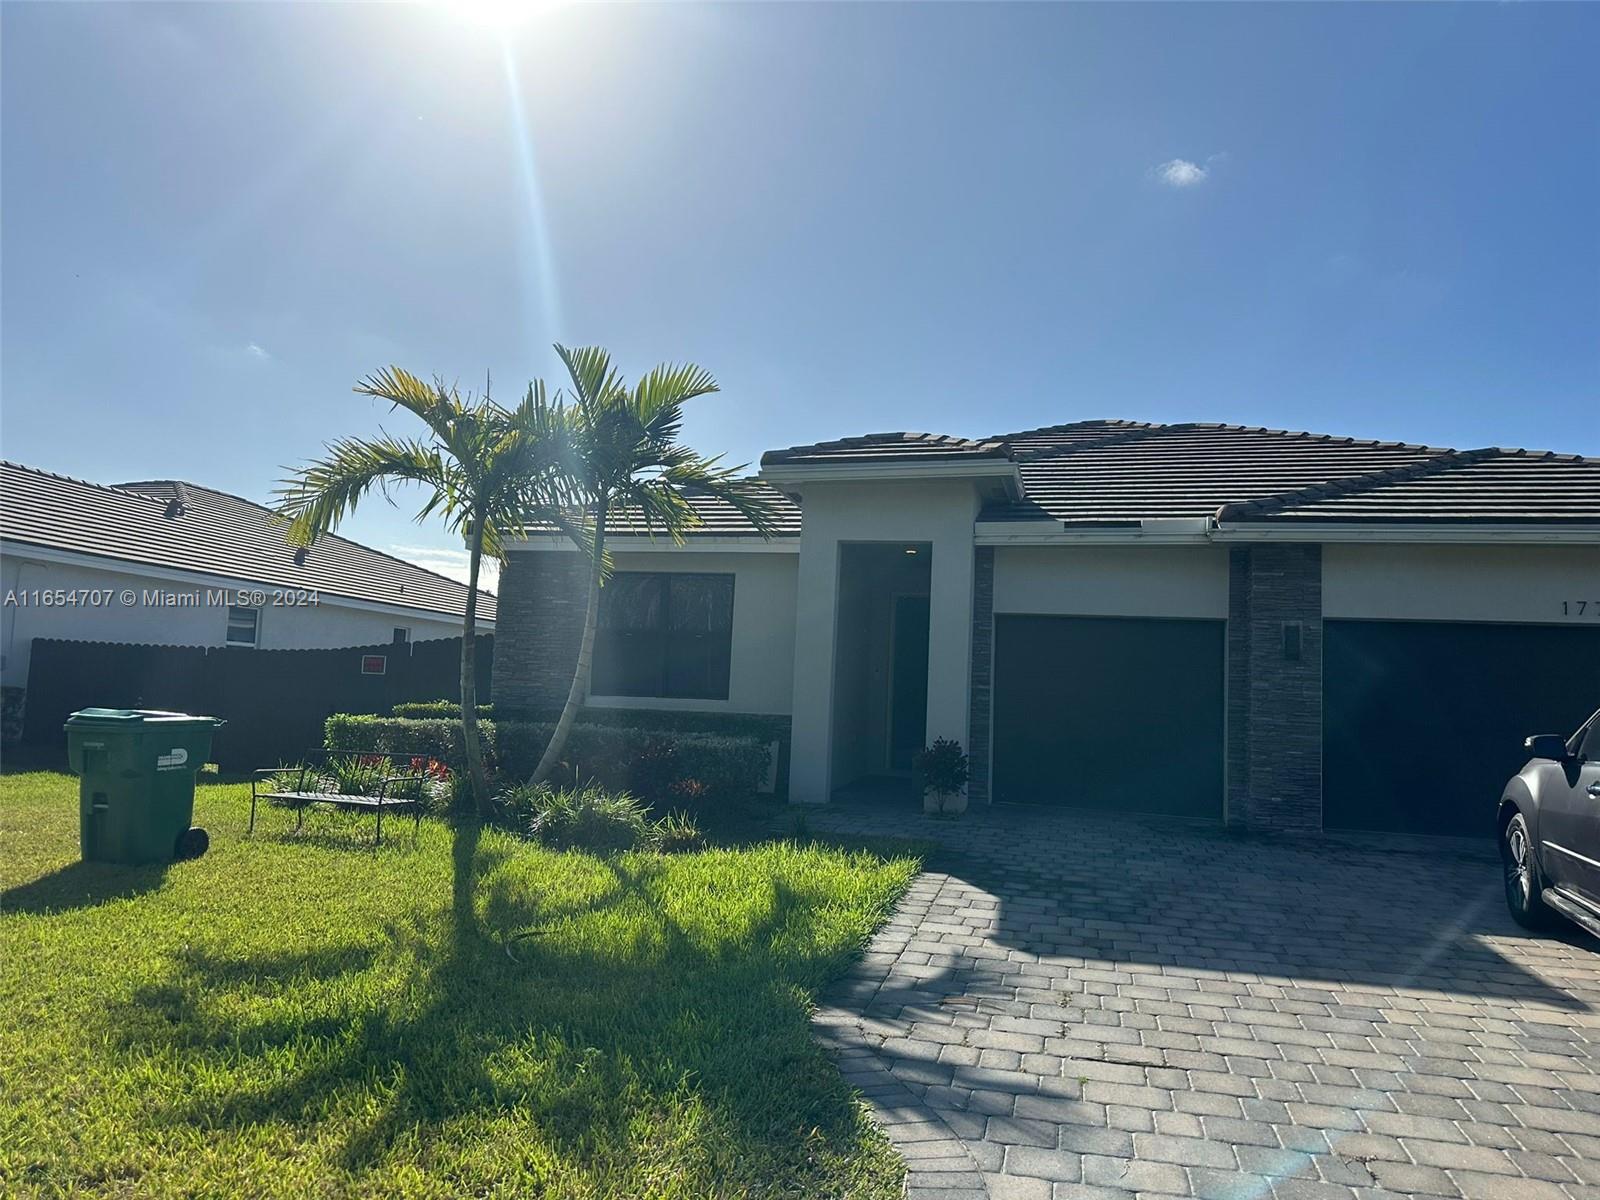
992, 615, 1224, 816
1324, 621, 1600, 836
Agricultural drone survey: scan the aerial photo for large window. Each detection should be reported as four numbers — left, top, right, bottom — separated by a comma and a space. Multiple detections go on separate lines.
591, 572, 734, 700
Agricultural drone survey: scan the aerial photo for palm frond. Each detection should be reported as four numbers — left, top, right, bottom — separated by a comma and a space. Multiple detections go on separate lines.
275, 435, 456, 546
659, 456, 784, 539
613, 480, 703, 543
553, 344, 625, 426
632, 361, 717, 425
354, 368, 459, 441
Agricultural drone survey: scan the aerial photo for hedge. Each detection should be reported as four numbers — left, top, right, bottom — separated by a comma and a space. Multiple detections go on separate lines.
324, 714, 772, 808
404, 701, 787, 741
391, 701, 494, 719
390, 702, 792, 794
506, 706, 790, 795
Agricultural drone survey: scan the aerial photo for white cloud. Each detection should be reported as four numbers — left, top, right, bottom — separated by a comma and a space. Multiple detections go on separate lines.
245, 342, 271, 360
1155, 158, 1209, 187
389, 544, 500, 594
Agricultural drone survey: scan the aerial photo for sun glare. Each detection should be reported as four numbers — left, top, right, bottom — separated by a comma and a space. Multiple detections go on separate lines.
449, 0, 545, 32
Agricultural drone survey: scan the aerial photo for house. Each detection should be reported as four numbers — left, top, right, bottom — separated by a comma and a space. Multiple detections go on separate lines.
493, 420, 1599, 838
1, 460, 495, 696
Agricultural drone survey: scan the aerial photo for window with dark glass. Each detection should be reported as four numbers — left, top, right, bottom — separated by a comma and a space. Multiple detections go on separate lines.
225, 605, 259, 647
591, 572, 734, 699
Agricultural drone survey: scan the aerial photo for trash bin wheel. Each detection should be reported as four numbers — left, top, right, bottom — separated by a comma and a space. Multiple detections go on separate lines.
174, 827, 210, 861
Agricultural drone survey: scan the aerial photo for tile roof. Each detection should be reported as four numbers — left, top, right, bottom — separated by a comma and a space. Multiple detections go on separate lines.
756, 420, 1596, 531
991, 419, 1161, 458
1217, 448, 1600, 525
761, 431, 1009, 466
983, 423, 1456, 524
599, 482, 802, 538
1, 461, 496, 621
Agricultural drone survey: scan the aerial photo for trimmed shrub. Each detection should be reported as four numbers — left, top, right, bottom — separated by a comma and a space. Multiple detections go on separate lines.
390, 701, 494, 720
323, 714, 771, 808
914, 737, 969, 815
513, 784, 654, 854
914, 737, 969, 797
495, 705, 791, 798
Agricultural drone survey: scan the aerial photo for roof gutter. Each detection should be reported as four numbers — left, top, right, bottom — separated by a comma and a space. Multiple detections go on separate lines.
974, 517, 1214, 546
1212, 523, 1600, 545
507, 533, 798, 554
976, 519, 1598, 546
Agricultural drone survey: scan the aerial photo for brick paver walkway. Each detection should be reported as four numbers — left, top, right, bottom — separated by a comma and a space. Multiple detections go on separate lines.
806, 804, 1600, 1200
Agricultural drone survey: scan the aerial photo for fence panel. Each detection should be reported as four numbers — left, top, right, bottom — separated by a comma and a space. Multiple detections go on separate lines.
21, 635, 492, 769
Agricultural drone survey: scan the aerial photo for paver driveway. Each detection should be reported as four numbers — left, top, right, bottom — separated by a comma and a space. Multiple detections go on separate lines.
807, 804, 1600, 1200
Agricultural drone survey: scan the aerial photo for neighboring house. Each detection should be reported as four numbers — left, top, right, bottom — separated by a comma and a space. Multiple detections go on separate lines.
494, 420, 1600, 838
1, 460, 495, 693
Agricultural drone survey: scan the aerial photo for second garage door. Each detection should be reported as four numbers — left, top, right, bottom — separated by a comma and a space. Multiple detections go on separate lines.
991, 615, 1224, 816
1324, 620, 1600, 836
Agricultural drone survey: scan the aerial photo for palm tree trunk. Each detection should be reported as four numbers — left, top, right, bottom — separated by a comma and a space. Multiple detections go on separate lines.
531, 507, 606, 785
460, 513, 495, 816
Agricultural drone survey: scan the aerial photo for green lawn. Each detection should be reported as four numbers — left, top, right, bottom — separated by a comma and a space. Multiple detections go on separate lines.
0, 772, 919, 1199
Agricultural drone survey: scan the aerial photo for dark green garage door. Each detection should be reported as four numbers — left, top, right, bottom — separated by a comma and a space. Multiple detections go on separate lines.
1324, 621, 1600, 836
992, 615, 1224, 816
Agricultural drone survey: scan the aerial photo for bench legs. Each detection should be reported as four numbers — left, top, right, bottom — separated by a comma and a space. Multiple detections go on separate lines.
372, 801, 423, 848
257, 797, 417, 846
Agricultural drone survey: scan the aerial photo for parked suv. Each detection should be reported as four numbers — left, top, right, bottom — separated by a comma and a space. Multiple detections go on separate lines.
1500, 708, 1600, 937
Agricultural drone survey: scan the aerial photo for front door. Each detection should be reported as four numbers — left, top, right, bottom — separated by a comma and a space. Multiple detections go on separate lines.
888, 594, 930, 771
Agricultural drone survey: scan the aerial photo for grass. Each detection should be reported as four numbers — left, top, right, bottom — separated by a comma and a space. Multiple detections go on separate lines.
0, 772, 920, 1199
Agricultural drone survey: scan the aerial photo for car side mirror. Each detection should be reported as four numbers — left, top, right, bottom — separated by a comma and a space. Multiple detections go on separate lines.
1525, 734, 1569, 762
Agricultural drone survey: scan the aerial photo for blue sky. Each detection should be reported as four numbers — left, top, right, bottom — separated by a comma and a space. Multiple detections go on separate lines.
3, 2, 1596, 586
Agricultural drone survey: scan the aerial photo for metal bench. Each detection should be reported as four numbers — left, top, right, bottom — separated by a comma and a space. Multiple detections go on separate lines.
250, 750, 430, 845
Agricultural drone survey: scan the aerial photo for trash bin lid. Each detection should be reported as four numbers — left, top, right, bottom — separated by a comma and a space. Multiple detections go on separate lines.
65, 708, 224, 729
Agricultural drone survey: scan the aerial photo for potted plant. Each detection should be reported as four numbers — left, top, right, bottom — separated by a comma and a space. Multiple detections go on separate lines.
914, 737, 970, 814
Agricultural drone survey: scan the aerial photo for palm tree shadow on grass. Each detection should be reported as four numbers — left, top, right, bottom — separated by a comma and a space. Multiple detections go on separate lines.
107, 820, 890, 1190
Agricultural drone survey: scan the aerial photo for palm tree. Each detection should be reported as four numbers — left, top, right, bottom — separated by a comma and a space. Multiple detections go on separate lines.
278, 367, 572, 816
530, 345, 780, 784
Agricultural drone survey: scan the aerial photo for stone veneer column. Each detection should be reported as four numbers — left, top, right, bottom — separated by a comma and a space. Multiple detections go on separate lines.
1226, 543, 1323, 831
966, 546, 995, 805
490, 548, 589, 713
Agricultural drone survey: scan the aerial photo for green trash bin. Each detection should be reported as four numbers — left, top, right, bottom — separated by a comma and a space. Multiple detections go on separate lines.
64, 708, 224, 865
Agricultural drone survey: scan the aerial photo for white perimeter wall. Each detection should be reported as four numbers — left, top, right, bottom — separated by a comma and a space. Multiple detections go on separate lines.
582, 549, 798, 716
1, 552, 466, 687
1323, 544, 1600, 626
993, 544, 1230, 619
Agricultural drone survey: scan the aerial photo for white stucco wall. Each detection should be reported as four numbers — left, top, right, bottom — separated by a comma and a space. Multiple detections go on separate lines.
787, 478, 983, 803
0, 551, 468, 687
580, 548, 799, 715
993, 545, 1230, 619
1322, 543, 1600, 626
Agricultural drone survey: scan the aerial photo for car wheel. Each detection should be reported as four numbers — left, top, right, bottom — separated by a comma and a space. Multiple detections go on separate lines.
1502, 812, 1556, 931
